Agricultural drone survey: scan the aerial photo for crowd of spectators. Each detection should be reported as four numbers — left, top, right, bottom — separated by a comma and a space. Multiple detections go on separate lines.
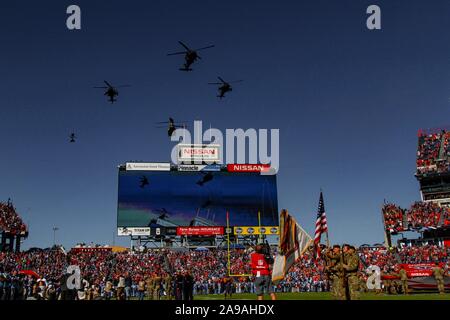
358, 246, 399, 272
397, 244, 449, 264
382, 201, 450, 231
0, 201, 27, 235
277, 249, 328, 293
382, 203, 405, 233
417, 131, 442, 172
416, 130, 450, 175
406, 201, 449, 229
0, 246, 328, 300
1, 243, 450, 300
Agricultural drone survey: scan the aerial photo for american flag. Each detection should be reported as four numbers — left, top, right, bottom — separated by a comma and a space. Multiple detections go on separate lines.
314, 191, 327, 258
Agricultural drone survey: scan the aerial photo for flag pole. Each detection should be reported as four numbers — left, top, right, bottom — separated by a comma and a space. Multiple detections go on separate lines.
226, 211, 231, 276
258, 211, 262, 244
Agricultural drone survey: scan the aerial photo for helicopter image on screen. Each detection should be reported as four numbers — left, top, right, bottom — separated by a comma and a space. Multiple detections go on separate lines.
94, 80, 130, 103
208, 77, 243, 98
69, 132, 76, 143
167, 41, 215, 71
155, 117, 187, 137
139, 176, 149, 189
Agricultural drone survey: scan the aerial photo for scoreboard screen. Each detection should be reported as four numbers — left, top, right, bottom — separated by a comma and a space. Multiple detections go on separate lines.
117, 168, 278, 229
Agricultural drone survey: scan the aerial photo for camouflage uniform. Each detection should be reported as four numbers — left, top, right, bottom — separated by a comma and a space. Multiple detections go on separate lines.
398, 269, 408, 294
358, 273, 368, 293
153, 276, 162, 300
343, 248, 360, 300
164, 275, 172, 300
146, 277, 154, 300
432, 267, 445, 294
326, 249, 345, 300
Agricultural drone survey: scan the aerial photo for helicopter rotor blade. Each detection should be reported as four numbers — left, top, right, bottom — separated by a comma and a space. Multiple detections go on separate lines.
208, 82, 222, 85
93, 86, 108, 89
167, 51, 187, 56
104, 80, 114, 88
218, 77, 226, 83
178, 41, 191, 51
195, 45, 215, 51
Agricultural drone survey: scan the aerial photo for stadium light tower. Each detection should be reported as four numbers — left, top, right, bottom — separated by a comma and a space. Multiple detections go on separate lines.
53, 227, 59, 246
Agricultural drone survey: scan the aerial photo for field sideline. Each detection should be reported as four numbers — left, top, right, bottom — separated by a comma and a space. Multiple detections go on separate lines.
194, 292, 450, 300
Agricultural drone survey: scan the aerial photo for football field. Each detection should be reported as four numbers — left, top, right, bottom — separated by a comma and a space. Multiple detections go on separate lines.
195, 292, 450, 300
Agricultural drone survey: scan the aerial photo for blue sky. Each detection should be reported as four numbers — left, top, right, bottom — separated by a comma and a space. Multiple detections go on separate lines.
1, 0, 450, 249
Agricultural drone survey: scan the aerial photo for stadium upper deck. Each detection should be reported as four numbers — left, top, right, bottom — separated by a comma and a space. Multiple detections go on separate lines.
0, 201, 28, 253
416, 129, 450, 206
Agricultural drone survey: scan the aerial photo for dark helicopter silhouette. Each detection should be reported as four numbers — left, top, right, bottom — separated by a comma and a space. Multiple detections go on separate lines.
156, 118, 187, 137
94, 81, 130, 103
167, 41, 215, 71
149, 209, 171, 226
139, 176, 149, 188
208, 77, 243, 98
196, 172, 214, 186
69, 132, 76, 143
154, 208, 170, 218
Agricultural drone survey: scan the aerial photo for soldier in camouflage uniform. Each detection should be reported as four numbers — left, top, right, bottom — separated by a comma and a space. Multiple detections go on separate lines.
325, 245, 345, 300
146, 275, 154, 300
432, 263, 446, 294
397, 267, 409, 295
357, 272, 368, 293
153, 274, 162, 300
342, 245, 360, 300
382, 272, 391, 294
164, 274, 173, 300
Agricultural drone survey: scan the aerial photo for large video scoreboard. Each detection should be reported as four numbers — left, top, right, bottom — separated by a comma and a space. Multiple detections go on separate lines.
117, 163, 279, 236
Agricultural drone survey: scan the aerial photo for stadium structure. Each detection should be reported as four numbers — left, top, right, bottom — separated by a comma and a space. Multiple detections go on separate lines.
383, 128, 450, 248
0, 201, 28, 253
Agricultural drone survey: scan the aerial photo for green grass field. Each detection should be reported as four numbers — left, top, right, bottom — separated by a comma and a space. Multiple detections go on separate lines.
194, 292, 450, 300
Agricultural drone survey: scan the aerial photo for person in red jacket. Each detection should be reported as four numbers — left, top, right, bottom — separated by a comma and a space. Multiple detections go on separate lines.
250, 244, 276, 300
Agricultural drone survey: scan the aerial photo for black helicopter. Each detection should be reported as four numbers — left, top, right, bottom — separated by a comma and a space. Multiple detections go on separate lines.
156, 117, 187, 137
139, 176, 149, 188
94, 81, 130, 103
149, 209, 171, 226
167, 41, 215, 71
69, 132, 76, 143
196, 172, 214, 186
208, 77, 243, 98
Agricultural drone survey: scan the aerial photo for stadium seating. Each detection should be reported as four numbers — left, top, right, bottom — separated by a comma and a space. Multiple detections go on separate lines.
416, 130, 450, 175
382, 201, 450, 231
0, 202, 27, 236
2, 243, 448, 300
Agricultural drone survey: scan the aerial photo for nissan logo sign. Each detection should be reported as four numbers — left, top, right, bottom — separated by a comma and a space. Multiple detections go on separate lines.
235, 227, 243, 234
247, 227, 255, 234
270, 227, 278, 234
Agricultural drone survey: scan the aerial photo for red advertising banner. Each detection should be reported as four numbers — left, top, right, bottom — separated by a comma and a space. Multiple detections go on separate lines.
176, 226, 224, 236
398, 263, 444, 278
227, 164, 271, 173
